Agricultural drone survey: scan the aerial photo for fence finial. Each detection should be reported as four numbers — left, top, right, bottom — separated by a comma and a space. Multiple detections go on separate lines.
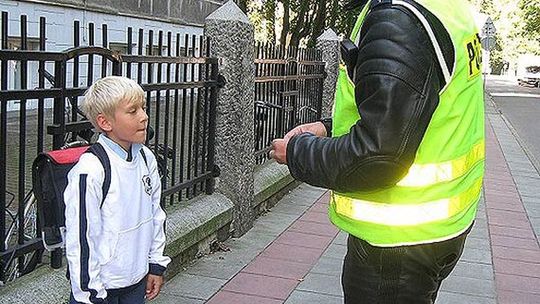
206, 0, 250, 24
318, 29, 339, 41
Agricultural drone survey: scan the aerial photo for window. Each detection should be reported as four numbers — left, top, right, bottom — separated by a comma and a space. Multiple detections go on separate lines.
6, 36, 41, 90
179, 46, 198, 57
109, 42, 136, 54
146, 45, 168, 56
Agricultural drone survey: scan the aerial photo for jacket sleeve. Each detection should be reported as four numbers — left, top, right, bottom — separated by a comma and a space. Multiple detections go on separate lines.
286, 5, 446, 193
146, 149, 171, 276
64, 156, 108, 303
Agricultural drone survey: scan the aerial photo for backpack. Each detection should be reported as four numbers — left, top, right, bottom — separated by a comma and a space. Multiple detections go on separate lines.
32, 143, 147, 250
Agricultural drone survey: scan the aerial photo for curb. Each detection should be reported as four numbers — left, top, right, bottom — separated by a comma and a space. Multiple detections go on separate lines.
485, 91, 540, 176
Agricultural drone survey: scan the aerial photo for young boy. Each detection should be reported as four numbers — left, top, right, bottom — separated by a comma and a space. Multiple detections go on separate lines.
64, 76, 171, 303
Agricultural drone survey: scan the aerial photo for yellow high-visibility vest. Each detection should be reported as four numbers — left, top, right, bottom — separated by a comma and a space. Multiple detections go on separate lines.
330, 0, 485, 246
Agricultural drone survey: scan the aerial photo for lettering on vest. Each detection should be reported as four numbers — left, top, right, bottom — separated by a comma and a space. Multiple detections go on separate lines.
465, 33, 482, 80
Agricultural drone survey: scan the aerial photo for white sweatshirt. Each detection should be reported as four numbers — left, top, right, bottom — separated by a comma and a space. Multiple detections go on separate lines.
64, 136, 171, 303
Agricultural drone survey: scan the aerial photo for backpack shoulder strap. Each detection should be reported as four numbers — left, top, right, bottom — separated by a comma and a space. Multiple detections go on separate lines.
87, 143, 111, 208
140, 147, 148, 168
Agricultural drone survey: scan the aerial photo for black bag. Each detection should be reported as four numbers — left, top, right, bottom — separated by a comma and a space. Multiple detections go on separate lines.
32, 143, 111, 250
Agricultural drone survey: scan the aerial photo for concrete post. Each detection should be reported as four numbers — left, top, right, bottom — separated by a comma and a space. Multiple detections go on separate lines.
316, 29, 340, 118
204, 0, 255, 237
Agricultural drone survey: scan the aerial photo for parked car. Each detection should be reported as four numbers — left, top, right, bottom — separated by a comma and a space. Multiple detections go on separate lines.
518, 65, 540, 87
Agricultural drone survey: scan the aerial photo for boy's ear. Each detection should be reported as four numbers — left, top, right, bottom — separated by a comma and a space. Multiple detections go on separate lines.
96, 113, 113, 132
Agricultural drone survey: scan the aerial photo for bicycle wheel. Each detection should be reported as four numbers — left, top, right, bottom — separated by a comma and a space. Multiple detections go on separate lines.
3, 192, 43, 283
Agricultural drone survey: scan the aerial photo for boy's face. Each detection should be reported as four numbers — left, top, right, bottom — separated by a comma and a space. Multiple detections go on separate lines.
99, 99, 148, 151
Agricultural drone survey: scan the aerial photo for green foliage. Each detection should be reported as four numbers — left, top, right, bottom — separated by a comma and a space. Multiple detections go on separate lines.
328, 0, 361, 38
263, 0, 277, 43
248, 0, 361, 46
234, 0, 248, 12
247, 0, 539, 69
519, 0, 540, 47
247, 1, 266, 42
467, 0, 540, 73
479, 0, 498, 18
489, 35, 504, 74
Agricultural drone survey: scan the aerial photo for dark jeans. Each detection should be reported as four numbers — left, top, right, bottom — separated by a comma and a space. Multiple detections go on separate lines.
342, 228, 470, 304
69, 277, 147, 304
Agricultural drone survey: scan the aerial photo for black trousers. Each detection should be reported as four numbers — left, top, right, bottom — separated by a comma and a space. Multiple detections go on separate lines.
342, 228, 470, 304
69, 277, 147, 304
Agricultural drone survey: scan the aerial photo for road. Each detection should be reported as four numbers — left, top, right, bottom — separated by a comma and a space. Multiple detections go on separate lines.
486, 75, 540, 172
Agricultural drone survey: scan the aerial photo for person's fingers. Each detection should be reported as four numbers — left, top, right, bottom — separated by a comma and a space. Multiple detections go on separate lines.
146, 278, 153, 294
148, 291, 158, 300
153, 282, 162, 299
147, 281, 159, 300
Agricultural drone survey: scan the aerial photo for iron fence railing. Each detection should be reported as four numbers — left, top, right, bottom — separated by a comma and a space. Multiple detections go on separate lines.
254, 42, 326, 164
0, 11, 220, 284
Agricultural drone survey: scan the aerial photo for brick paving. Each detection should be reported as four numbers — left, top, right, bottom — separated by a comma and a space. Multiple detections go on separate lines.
206, 192, 338, 304
153, 94, 539, 303
485, 114, 540, 304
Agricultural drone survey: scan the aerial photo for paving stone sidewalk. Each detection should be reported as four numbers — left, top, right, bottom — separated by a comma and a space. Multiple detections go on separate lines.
154, 96, 539, 304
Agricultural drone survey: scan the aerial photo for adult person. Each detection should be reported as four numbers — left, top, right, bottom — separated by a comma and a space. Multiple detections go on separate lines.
270, 0, 484, 303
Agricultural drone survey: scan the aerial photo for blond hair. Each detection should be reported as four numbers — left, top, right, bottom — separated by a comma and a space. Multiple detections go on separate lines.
81, 76, 145, 132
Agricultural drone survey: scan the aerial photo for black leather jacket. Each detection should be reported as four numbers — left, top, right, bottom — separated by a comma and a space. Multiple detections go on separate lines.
286, 1, 455, 193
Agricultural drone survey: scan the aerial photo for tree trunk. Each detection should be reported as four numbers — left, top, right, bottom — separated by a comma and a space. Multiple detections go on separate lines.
264, 0, 276, 43
289, 1, 311, 47
327, 0, 339, 28
280, 0, 290, 45
308, 0, 327, 47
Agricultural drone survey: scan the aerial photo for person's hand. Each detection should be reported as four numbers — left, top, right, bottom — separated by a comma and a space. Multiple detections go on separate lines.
284, 121, 327, 141
270, 122, 326, 164
146, 274, 164, 301
270, 138, 289, 164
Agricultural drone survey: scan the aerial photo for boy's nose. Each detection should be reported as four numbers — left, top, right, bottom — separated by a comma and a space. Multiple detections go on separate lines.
140, 110, 149, 122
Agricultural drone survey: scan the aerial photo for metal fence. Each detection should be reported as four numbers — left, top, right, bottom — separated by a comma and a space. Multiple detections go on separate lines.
254, 42, 325, 164
0, 12, 220, 283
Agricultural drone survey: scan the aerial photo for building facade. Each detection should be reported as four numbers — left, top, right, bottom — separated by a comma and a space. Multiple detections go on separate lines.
1, 0, 225, 111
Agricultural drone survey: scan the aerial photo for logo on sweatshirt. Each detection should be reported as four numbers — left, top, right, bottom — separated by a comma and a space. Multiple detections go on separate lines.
142, 175, 152, 195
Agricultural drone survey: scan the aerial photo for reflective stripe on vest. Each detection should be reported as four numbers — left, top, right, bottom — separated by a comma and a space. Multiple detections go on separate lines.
333, 177, 482, 226
397, 140, 484, 187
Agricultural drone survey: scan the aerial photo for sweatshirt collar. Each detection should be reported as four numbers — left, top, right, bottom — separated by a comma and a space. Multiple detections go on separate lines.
98, 134, 143, 162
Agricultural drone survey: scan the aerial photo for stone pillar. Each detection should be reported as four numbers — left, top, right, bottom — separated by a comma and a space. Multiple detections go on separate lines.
204, 0, 255, 237
316, 29, 340, 118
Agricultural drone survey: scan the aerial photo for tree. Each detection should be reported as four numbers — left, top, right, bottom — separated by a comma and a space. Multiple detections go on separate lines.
330, 0, 359, 39
252, 0, 360, 47
479, 0, 498, 19
235, 0, 248, 13
244, 0, 537, 75
467, 0, 540, 73
263, 0, 277, 43
519, 0, 540, 53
